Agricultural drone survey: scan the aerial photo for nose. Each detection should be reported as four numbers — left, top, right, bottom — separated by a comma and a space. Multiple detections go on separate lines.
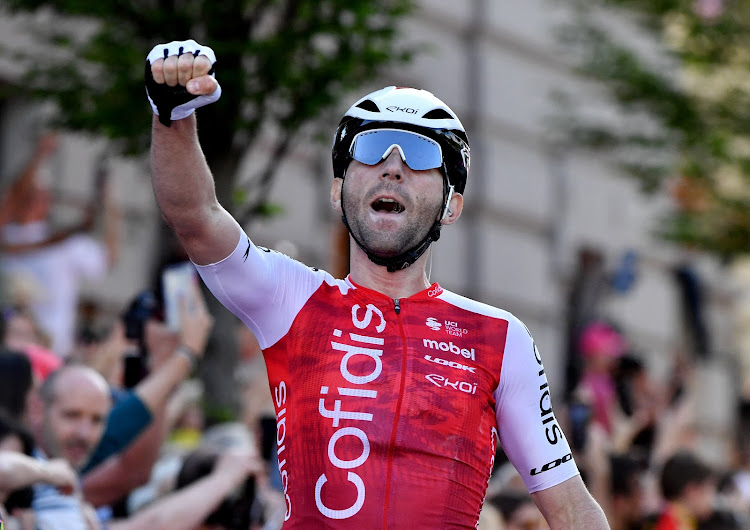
380, 148, 407, 181
75, 419, 96, 442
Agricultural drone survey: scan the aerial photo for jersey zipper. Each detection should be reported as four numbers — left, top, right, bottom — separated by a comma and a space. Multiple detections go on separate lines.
382, 298, 407, 528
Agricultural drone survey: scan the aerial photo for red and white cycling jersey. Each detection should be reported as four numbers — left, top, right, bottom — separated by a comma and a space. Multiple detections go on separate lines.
196, 229, 579, 528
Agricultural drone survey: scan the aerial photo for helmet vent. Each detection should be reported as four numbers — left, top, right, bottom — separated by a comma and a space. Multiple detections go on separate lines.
355, 99, 380, 112
421, 109, 453, 120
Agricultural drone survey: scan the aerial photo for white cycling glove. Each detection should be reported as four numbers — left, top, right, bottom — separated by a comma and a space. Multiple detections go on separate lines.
145, 39, 222, 127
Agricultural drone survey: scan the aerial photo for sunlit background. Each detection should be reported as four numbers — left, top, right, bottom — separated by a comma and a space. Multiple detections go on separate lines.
2, 0, 750, 528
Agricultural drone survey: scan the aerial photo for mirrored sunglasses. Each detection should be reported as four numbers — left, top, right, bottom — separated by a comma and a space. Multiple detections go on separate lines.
350, 128, 443, 171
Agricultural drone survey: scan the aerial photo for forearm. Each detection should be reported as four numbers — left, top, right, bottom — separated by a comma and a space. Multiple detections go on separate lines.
150, 115, 218, 236
0, 453, 53, 491
102, 200, 122, 267
550, 502, 609, 530
533, 476, 610, 530
82, 413, 168, 506
544, 493, 610, 530
134, 352, 193, 414
109, 471, 240, 530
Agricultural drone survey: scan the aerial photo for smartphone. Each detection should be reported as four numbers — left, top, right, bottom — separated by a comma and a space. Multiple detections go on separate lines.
162, 262, 199, 332
123, 350, 148, 389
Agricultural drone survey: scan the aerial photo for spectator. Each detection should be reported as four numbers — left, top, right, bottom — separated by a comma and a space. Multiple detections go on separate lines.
0, 451, 78, 530
0, 308, 61, 382
0, 350, 34, 422
25, 283, 211, 530
606, 452, 653, 530
650, 451, 717, 530
107, 447, 262, 530
81, 281, 213, 512
574, 320, 626, 435
26, 364, 111, 529
0, 410, 37, 528
0, 133, 121, 357
175, 446, 257, 529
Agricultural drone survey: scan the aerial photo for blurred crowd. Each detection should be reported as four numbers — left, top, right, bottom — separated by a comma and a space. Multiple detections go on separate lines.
2, 133, 750, 530
0, 134, 286, 529
479, 315, 750, 530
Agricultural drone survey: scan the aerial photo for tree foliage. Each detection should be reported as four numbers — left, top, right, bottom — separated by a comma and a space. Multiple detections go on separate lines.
0, 0, 416, 418
558, 0, 750, 259
0, 0, 416, 218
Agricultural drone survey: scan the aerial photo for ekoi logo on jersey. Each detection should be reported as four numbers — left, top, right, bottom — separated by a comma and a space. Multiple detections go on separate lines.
425, 374, 477, 394
315, 303, 386, 520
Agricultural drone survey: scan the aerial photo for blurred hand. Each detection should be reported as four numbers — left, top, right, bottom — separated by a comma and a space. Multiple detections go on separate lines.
145, 319, 179, 370
177, 280, 213, 357
213, 447, 265, 486
41, 459, 78, 495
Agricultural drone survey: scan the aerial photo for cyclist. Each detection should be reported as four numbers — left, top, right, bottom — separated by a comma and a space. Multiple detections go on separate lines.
146, 39, 609, 528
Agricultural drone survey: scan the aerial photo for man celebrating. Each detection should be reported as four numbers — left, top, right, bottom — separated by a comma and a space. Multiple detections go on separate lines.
146, 40, 609, 528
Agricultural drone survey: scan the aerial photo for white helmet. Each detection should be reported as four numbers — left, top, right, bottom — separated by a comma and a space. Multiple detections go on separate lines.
332, 86, 470, 193
332, 87, 471, 272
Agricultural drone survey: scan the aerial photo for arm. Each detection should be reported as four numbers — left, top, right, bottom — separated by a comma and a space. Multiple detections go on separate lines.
81, 412, 167, 507
532, 475, 610, 529
494, 317, 580, 494
134, 279, 213, 412
97, 163, 122, 267
0, 453, 76, 495
81, 349, 197, 502
108, 448, 263, 530
149, 46, 239, 265
82, 282, 213, 503
0, 133, 58, 227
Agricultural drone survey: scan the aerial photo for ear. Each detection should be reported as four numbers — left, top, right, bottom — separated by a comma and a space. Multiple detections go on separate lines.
440, 192, 463, 226
331, 178, 343, 214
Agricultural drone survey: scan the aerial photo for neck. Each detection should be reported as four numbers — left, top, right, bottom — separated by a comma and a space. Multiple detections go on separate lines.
348, 244, 432, 299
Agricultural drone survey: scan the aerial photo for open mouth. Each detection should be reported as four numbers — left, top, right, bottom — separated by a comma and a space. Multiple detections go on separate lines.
371, 197, 405, 214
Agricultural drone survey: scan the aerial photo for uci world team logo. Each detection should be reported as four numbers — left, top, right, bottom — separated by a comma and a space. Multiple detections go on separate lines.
426, 317, 441, 331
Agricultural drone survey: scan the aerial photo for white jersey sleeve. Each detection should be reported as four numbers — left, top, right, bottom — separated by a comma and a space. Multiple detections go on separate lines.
493, 316, 579, 493
193, 224, 330, 349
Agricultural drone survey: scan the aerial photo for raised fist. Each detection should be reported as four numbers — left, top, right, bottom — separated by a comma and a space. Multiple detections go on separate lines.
145, 39, 221, 127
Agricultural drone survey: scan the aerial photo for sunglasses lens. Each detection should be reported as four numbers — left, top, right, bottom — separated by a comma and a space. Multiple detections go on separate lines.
350, 129, 443, 171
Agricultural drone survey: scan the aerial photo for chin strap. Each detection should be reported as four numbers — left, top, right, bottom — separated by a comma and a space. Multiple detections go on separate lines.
340, 176, 452, 273
342, 214, 441, 272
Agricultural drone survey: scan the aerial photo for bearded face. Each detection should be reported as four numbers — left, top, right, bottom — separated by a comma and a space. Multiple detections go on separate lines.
340, 154, 444, 259
38, 369, 110, 470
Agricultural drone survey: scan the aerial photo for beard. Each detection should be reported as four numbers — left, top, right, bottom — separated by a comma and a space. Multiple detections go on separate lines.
42, 423, 92, 470
341, 179, 442, 258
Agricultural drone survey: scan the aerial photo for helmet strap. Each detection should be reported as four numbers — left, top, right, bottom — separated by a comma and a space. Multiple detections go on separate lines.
342, 214, 442, 272
340, 173, 451, 273
440, 184, 455, 222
